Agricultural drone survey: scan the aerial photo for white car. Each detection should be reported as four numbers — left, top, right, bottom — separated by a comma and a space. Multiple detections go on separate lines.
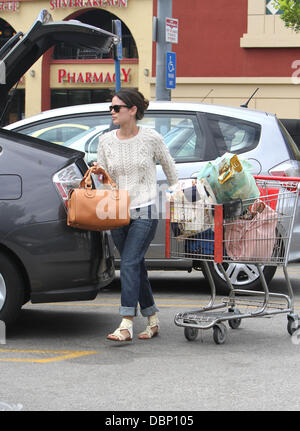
6, 101, 300, 292
63, 125, 109, 164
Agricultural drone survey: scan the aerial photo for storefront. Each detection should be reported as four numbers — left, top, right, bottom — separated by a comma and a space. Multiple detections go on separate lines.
1, 0, 300, 123
0, 0, 153, 121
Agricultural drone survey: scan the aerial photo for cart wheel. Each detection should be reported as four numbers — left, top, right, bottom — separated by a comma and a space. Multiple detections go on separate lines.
228, 317, 242, 330
287, 315, 299, 335
228, 309, 242, 329
213, 323, 227, 345
184, 327, 199, 341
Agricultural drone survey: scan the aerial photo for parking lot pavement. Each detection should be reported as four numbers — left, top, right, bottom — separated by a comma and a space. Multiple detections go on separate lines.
1, 266, 300, 412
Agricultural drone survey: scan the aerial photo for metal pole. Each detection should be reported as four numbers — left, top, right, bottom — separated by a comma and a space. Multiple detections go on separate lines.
115, 59, 121, 92
156, 0, 172, 101
112, 20, 122, 92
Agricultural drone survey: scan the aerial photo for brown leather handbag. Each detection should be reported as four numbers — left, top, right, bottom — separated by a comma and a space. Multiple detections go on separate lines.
67, 166, 130, 231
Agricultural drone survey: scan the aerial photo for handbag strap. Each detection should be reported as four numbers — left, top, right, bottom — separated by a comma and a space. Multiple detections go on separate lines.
80, 166, 118, 190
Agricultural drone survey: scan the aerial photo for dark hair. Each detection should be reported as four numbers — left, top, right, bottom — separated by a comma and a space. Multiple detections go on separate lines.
113, 88, 149, 120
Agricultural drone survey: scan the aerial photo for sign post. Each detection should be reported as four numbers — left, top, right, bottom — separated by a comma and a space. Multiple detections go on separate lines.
155, 1, 178, 100
155, 0, 172, 100
112, 19, 122, 92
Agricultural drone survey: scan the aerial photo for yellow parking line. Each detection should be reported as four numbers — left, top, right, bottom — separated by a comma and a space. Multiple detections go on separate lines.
27, 302, 217, 309
98, 297, 206, 302
25, 301, 300, 309
0, 349, 98, 363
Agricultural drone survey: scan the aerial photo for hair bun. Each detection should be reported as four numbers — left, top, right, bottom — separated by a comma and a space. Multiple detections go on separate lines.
144, 98, 149, 111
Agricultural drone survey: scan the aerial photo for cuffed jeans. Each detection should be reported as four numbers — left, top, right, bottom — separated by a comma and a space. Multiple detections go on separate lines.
111, 211, 159, 317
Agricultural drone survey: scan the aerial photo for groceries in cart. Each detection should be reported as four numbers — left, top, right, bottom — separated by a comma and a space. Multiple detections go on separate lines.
166, 176, 300, 345
196, 152, 260, 207
168, 153, 280, 261
169, 177, 216, 237
224, 198, 278, 261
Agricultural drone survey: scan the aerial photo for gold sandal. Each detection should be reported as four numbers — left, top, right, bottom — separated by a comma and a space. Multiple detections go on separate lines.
107, 318, 133, 342
138, 314, 159, 340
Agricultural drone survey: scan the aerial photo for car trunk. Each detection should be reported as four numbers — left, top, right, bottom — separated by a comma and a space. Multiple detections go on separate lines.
0, 9, 118, 116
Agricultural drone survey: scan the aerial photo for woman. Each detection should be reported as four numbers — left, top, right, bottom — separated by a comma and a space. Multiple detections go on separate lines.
96, 88, 178, 342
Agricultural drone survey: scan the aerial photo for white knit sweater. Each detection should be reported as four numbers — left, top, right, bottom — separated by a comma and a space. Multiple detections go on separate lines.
97, 127, 178, 208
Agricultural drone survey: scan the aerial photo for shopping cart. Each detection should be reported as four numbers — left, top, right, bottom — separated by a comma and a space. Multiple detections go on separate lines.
165, 175, 300, 344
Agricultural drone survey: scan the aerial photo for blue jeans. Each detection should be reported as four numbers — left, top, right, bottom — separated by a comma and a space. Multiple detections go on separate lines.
111, 214, 159, 317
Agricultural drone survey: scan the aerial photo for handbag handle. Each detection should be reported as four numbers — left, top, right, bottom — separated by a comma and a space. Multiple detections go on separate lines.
79, 166, 118, 190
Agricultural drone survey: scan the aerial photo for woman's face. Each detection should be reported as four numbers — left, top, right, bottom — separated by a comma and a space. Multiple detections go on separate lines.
110, 95, 136, 126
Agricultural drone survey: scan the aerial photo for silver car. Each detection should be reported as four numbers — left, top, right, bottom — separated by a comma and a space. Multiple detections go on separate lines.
6, 101, 300, 291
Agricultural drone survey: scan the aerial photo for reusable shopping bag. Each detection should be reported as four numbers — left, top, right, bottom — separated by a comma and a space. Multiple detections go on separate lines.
224, 200, 278, 261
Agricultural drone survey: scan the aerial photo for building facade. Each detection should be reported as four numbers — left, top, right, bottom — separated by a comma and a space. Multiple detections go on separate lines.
1, 0, 300, 123
164, 0, 300, 119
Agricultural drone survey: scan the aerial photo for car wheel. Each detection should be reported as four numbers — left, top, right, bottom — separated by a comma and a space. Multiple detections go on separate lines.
203, 261, 277, 294
0, 252, 24, 324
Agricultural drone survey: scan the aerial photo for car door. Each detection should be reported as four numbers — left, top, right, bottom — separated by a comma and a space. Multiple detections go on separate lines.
137, 110, 219, 259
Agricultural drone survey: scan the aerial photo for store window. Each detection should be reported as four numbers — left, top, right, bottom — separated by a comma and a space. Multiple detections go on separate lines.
51, 89, 114, 109
53, 9, 138, 60
2, 89, 24, 125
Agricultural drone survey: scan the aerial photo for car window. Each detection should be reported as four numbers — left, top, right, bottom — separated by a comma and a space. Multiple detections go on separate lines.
36, 126, 88, 143
86, 135, 103, 164
89, 134, 103, 154
277, 119, 300, 162
138, 113, 205, 162
14, 114, 112, 145
83, 130, 108, 164
37, 128, 63, 142
206, 113, 261, 155
61, 126, 89, 142
63, 126, 110, 164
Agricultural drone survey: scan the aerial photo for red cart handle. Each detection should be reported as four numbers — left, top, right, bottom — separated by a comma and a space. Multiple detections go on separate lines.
254, 175, 300, 182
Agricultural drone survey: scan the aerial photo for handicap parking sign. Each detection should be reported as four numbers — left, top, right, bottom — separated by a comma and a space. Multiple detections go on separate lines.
166, 52, 176, 90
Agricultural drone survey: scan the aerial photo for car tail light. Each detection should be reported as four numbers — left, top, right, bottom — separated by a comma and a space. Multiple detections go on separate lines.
269, 160, 300, 177
53, 163, 83, 207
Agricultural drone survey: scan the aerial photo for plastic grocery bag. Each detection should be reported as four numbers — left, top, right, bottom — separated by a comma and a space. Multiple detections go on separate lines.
169, 179, 216, 235
196, 153, 260, 207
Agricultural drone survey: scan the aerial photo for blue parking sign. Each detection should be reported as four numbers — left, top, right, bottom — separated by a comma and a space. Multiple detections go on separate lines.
166, 52, 176, 89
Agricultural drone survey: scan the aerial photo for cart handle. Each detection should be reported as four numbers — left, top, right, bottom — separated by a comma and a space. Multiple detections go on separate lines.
254, 175, 300, 182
